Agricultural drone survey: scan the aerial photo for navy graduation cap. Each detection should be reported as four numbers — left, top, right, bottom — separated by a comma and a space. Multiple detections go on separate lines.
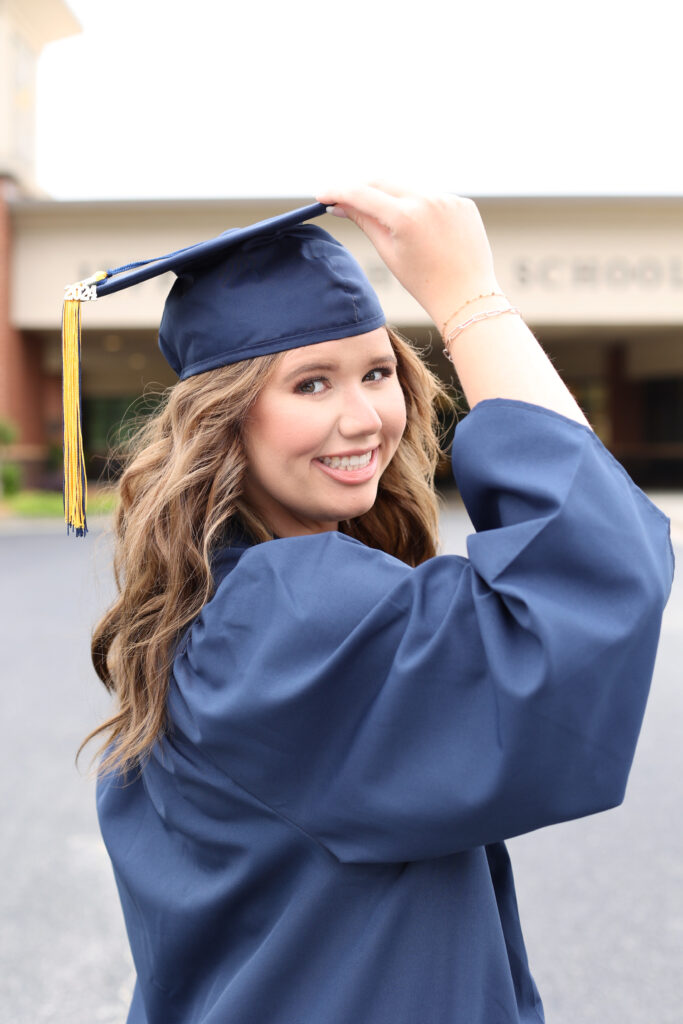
61, 201, 386, 536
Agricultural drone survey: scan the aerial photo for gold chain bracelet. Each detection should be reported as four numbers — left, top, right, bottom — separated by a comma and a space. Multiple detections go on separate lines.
441, 290, 506, 337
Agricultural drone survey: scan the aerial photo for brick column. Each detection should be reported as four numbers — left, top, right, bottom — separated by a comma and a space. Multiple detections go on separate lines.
0, 176, 47, 484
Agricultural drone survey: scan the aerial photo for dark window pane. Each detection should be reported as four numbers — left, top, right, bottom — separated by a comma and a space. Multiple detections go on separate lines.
643, 378, 683, 443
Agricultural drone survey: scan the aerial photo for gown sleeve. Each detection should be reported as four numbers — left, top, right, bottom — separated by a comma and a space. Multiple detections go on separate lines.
168, 397, 675, 864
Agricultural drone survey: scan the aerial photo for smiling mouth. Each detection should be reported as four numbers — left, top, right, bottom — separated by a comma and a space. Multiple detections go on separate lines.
316, 448, 376, 470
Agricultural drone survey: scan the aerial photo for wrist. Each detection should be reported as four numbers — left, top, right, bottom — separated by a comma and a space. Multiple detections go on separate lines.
443, 306, 523, 363
432, 285, 507, 339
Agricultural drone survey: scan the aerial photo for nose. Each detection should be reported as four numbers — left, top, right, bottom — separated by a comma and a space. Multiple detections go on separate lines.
338, 383, 383, 438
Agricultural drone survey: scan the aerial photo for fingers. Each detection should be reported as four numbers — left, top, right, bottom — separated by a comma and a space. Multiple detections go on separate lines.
315, 179, 413, 204
314, 182, 402, 234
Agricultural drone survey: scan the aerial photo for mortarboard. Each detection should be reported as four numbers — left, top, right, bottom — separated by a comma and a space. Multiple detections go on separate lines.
62, 201, 386, 537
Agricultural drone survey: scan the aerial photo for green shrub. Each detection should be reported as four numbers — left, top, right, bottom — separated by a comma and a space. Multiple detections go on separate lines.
0, 419, 19, 446
1, 462, 22, 496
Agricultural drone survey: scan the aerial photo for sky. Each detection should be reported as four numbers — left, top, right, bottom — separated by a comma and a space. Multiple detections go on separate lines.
35, 0, 683, 201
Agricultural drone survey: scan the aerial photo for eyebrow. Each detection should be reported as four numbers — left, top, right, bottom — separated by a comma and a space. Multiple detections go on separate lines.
283, 353, 398, 383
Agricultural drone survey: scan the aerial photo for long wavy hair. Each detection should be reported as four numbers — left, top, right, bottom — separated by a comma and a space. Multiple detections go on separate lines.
83, 326, 457, 777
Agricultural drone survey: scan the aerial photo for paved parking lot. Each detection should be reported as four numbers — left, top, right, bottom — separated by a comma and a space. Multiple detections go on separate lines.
1, 493, 681, 1023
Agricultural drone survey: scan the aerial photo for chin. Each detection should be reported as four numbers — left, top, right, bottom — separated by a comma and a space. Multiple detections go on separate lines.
335, 498, 378, 521
296, 485, 380, 526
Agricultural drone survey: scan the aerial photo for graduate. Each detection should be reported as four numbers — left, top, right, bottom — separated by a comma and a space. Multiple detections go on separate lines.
69, 181, 674, 1024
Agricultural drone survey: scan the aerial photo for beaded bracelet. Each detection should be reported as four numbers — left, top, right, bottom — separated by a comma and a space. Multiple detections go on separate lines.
441, 290, 506, 337
442, 306, 522, 363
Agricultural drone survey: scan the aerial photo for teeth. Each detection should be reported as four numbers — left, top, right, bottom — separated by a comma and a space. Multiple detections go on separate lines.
320, 449, 374, 470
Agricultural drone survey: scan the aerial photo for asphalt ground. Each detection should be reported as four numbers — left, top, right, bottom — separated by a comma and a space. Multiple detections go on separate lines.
1, 491, 681, 1023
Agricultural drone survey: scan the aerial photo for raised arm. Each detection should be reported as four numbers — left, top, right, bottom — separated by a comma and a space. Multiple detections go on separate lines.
314, 180, 592, 429
168, 399, 673, 864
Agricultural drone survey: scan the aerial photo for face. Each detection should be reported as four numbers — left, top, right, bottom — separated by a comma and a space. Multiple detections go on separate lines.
242, 328, 407, 537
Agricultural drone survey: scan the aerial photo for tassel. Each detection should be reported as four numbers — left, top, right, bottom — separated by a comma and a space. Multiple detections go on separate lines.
61, 272, 107, 537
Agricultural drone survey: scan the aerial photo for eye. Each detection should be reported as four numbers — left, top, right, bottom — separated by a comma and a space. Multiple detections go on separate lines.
364, 367, 395, 383
295, 377, 327, 395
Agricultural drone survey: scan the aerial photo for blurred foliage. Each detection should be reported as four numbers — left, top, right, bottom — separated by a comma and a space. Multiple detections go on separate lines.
1, 462, 22, 496
0, 418, 19, 447
0, 418, 21, 498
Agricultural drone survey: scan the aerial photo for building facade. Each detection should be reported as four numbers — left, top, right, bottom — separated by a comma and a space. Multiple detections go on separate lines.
3, 191, 683, 488
1, 1, 682, 489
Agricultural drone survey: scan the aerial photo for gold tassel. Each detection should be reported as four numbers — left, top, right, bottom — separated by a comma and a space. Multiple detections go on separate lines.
61, 272, 106, 536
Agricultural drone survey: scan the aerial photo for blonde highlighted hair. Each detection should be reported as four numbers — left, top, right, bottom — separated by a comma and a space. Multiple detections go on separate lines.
83, 326, 455, 777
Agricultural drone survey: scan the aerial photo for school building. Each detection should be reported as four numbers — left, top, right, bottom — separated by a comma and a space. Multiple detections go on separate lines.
1, 0, 683, 489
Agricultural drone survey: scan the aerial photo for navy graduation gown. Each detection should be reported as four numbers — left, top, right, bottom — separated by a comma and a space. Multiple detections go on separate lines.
97, 397, 674, 1024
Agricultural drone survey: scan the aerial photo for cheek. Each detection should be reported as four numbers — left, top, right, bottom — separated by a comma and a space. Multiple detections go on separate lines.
381, 387, 408, 448
247, 397, 328, 466
277, 415, 326, 459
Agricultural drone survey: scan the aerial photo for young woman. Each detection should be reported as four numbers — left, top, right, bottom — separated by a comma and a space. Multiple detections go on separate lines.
84, 181, 674, 1024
